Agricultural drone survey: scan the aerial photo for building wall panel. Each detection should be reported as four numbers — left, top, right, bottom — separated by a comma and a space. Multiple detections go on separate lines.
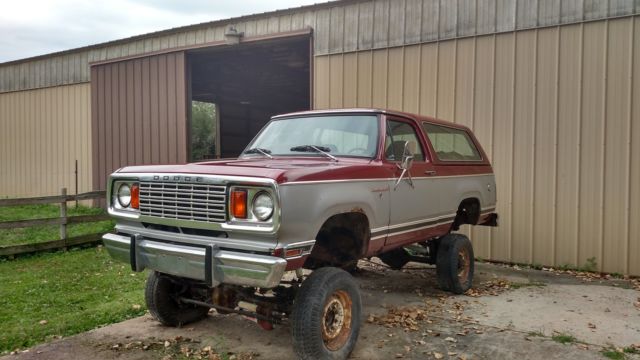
554, 24, 582, 267
90, 52, 187, 194
0, 83, 92, 198
313, 16, 640, 275
630, 16, 640, 276
2, 0, 638, 93
602, 18, 633, 273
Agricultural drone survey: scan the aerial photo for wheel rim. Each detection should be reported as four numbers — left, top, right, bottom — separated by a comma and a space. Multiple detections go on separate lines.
457, 248, 471, 284
321, 290, 353, 351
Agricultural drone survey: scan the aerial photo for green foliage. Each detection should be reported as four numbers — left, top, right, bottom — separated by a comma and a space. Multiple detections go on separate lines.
0, 247, 147, 353
624, 346, 639, 354
191, 101, 216, 161
0, 204, 113, 247
602, 349, 626, 360
551, 333, 576, 344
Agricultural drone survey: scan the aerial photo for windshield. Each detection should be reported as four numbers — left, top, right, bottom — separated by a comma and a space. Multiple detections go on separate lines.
243, 115, 379, 158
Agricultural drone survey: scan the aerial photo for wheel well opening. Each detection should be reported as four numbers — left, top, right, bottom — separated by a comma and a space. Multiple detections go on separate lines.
453, 198, 480, 231
304, 212, 370, 269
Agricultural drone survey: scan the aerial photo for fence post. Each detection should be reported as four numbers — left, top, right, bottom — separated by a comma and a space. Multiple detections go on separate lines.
60, 188, 67, 251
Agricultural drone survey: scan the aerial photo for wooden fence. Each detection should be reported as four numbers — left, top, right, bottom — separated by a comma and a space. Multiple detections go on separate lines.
0, 188, 109, 257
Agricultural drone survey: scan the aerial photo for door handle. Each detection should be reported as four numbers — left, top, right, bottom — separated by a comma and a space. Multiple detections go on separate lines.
424, 170, 437, 176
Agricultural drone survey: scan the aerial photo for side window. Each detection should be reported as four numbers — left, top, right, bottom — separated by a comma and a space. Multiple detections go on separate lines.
384, 120, 425, 161
422, 123, 482, 161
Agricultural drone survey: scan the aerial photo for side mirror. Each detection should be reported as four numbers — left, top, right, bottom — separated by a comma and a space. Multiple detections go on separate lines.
395, 141, 415, 189
400, 141, 415, 170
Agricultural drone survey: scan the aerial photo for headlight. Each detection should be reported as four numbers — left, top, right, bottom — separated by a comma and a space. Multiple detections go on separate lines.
252, 192, 274, 221
117, 183, 132, 207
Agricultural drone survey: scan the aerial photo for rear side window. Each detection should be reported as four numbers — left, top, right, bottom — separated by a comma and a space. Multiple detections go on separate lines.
422, 123, 482, 161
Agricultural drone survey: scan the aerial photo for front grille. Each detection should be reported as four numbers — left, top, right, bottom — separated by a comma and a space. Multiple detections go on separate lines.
139, 181, 227, 223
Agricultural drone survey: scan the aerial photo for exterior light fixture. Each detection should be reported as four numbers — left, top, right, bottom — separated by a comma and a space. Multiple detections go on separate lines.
225, 26, 244, 45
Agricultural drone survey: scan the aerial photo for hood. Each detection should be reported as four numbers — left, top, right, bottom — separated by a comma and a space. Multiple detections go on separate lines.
116, 157, 386, 183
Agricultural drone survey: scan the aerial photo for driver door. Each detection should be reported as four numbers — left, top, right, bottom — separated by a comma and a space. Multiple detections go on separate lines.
383, 117, 437, 247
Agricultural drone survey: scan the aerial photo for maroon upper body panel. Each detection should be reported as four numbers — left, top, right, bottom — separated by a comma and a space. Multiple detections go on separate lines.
117, 108, 492, 183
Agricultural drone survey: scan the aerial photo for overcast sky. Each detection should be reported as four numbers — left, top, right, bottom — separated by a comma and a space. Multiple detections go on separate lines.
0, 0, 321, 63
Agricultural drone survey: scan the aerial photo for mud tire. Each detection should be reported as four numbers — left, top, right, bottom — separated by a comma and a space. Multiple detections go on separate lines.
436, 234, 474, 294
145, 271, 209, 327
378, 247, 411, 270
291, 267, 362, 360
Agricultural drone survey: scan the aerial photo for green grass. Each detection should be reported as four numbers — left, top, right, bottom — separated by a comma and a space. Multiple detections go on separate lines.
0, 204, 114, 247
551, 333, 577, 345
624, 346, 639, 354
0, 247, 147, 353
602, 349, 626, 360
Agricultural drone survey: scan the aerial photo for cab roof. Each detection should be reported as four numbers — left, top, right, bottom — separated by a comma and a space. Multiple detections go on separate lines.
271, 108, 471, 131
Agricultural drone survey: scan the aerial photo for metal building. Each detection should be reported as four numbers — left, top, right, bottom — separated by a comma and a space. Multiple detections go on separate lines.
0, 0, 639, 275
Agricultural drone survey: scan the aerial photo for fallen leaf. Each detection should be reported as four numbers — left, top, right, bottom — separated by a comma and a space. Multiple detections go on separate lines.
433, 352, 444, 359
38, 320, 48, 325
445, 337, 457, 343
164, 340, 171, 348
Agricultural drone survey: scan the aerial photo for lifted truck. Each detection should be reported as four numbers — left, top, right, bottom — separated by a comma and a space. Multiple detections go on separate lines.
103, 108, 498, 360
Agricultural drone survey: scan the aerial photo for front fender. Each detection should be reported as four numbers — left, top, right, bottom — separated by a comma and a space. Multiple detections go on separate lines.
276, 181, 390, 246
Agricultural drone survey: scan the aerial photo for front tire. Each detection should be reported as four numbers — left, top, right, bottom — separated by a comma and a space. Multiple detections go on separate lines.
436, 234, 474, 294
145, 271, 209, 327
291, 267, 362, 360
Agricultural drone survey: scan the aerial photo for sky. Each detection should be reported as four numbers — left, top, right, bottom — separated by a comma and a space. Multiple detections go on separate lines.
0, 0, 321, 63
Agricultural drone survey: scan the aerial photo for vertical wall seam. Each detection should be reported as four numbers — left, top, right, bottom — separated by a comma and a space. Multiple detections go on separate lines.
576, 23, 584, 265
552, 26, 561, 266
599, 20, 609, 271
434, 43, 440, 117
452, 40, 458, 122
530, 29, 538, 264
625, 17, 634, 274
509, 32, 517, 261
489, 34, 496, 258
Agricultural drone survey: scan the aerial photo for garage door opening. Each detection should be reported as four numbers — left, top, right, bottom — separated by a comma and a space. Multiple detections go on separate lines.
187, 35, 311, 160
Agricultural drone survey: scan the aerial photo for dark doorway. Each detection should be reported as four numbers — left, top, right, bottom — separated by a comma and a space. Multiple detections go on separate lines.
188, 35, 311, 159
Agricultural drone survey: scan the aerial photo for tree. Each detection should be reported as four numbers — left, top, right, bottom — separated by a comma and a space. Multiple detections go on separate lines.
190, 101, 216, 161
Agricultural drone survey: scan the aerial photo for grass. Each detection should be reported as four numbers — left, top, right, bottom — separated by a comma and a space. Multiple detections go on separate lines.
551, 333, 577, 345
0, 204, 114, 247
0, 247, 147, 353
624, 346, 639, 354
602, 349, 626, 360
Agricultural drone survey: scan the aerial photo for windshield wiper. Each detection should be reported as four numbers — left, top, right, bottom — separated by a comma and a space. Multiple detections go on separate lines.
290, 145, 338, 162
243, 147, 273, 159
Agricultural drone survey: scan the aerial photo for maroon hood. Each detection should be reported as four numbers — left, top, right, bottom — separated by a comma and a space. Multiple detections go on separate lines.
116, 157, 387, 183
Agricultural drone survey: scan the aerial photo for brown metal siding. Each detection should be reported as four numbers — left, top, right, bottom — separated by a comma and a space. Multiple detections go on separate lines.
314, 16, 640, 275
90, 51, 187, 194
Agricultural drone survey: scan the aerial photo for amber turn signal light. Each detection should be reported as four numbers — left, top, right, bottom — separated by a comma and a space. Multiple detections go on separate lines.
230, 189, 248, 219
131, 184, 140, 209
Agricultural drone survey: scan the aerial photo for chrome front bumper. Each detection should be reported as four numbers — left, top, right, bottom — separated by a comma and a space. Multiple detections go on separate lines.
102, 233, 287, 288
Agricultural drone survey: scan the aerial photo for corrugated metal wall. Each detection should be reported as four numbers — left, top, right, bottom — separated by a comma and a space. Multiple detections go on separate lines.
0, 83, 92, 197
90, 52, 188, 193
314, 16, 640, 275
1, 0, 638, 93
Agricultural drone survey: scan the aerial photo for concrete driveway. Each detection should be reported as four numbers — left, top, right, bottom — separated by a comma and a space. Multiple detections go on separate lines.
4, 261, 640, 360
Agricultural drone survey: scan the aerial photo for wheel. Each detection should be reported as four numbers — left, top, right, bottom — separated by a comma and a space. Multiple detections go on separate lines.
436, 234, 474, 294
291, 267, 362, 360
377, 247, 411, 270
145, 271, 210, 327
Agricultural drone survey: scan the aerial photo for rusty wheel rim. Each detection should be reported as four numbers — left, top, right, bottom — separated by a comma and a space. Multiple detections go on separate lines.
321, 290, 353, 351
457, 248, 471, 284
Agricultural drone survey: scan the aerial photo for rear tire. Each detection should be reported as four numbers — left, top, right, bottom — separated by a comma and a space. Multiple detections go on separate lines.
377, 247, 411, 270
291, 267, 362, 360
436, 234, 474, 294
145, 271, 209, 327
